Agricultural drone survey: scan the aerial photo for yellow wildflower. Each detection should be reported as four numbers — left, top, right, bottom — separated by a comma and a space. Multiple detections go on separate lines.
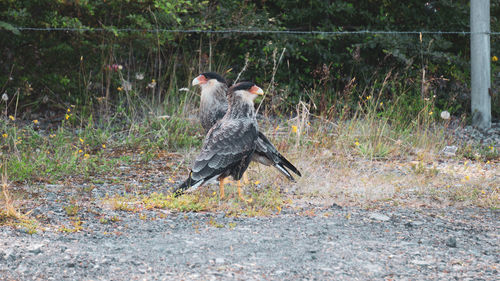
65, 114, 70, 120
355, 141, 360, 146
481, 190, 486, 194
78, 149, 83, 153
102, 144, 106, 149
465, 175, 470, 181
291, 125, 298, 133
275, 125, 280, 131
366, 95, 372, 100
379, 102, 383, 106
117, 86, 123, 91
429, 111, 433, 115
9, 115, 15, 121
67, 108, 71, 113
254, 181, 260, 185
84, 154, 90, 158
79, 138, 84, 143
33, 119, 39, 124
2, 133, 7, 138
493, 56, 498, 62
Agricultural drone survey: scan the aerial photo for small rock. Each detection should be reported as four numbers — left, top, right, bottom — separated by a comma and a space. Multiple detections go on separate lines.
215, 258, 225, 264
28, 243, 44, 255
330, 203, 342, 209
441, 145, 458, 156
16, 262, 29, 273
369, 213, 390, 221
412, 259, 432, 266
364, 263, 383, 274
0, 248, 15, 262
446, 236, 457, 248
405, 220, 424, 227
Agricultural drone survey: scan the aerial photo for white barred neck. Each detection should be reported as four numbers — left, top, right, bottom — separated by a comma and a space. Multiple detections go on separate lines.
200, 80, 228, 105
226, 90, 257, 119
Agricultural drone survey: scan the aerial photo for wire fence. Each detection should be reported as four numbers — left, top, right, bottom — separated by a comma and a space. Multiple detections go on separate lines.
9, 27, 500, 36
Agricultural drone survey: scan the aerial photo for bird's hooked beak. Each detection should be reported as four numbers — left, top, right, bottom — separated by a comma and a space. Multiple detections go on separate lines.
250, 85, 264, 96
192, 75, 207, 86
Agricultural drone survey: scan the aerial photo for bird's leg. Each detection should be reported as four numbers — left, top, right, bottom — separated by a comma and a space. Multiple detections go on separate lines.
237, 180, 253, 203
222, 177, 234, 185
219, 178, 225, 199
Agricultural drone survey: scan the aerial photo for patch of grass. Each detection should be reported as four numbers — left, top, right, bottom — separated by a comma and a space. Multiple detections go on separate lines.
0, 91, 201, 183
0, 209, 39, 234
59, 217, 84, 233
431, 183, 500, 209
0, 120, 119, 183
102, 185, 287, 216
459, 144, 499, 161
410, 161, 439, 177
0, 164, 39, 233
63, 204, 79, 216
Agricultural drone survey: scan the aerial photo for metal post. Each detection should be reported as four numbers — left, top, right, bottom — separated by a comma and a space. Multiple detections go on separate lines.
470, 0, 491, 129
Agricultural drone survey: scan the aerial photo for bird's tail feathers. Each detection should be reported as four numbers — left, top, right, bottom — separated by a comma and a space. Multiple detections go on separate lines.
171, 174, 203, 197
277, 153, 302, 178
274, 163, 296, 182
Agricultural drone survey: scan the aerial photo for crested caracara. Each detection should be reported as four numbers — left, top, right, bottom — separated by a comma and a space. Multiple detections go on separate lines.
192, 72, 301, 181
173, 82, 264, 201
192, 72, 229, 132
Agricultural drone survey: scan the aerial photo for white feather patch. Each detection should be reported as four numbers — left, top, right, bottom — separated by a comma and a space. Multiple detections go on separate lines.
274, 164, 292, 178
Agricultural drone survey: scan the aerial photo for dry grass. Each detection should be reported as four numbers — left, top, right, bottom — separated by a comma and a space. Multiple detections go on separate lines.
246, 109, 499, 209
0, 163, 39, 233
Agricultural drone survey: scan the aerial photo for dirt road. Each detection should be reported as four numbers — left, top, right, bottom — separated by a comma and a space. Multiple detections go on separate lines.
1, 202, 498, 280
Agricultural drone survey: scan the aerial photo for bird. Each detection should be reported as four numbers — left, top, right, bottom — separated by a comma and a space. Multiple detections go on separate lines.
173, 82, 264, 202
191, 72, 301, 181
191, 72, 229, 133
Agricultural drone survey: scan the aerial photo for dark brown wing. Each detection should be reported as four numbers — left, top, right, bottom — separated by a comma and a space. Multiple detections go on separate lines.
191, 118, 257, 181
172, 119, 257, 197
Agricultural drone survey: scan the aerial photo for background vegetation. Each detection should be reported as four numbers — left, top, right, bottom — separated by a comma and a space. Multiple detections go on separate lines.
1, 1, 499, 229
1, 0, 499, 120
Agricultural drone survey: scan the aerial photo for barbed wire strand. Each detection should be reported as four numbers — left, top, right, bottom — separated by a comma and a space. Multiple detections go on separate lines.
7, 27, 500, 35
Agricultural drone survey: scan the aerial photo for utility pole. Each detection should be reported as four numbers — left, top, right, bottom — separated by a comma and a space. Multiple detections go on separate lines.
470, 0, 491, 129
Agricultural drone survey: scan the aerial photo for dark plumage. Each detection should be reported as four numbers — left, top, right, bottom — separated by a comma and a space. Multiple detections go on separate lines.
191, 72, 301, 181
173, 82, 263, 200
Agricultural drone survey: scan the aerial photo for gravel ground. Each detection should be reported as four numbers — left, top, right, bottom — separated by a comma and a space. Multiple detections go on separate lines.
1, 201, 498, 280
1, 122, 498, 280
